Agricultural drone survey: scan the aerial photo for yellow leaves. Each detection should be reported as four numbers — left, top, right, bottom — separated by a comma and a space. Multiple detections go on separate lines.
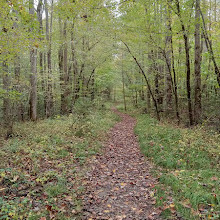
169, 203, 175, 208
56, 115, 61, 119
36, 177, 47, 184
169, 203, 176, 213
113, 169, 116, 173
0, 172, 6, 177
104, 210, 110, 213
8, 212, 15, 217
163, 203, 176, 214
120, 182, 127, 188
107, 204, 111, 208
172, 170, 179, 177
113, 187, 119, 191
34, 42, 39, 48
149, 191, 155, 198
172, 169, 185, 177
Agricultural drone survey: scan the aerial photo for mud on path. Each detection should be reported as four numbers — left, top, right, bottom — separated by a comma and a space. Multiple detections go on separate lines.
82, 109, 161, 220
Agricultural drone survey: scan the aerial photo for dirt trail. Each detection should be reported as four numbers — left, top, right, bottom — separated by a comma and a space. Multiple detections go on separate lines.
82, 109, 161, 219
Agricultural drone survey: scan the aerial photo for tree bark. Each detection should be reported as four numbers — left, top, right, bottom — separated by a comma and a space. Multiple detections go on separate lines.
45, 0, 54, 117
90, 69, 95, 101
3, 61, 13, 136
14, 56, 24, 121
37, 0, 46, 117
165, 0, 180, 124
29, 0, 37, 121
165, 4, 173, 114
60, 20, 70, 114
122, 53, 127, 111
194, 0, 202, 124
175, 0, 193, 125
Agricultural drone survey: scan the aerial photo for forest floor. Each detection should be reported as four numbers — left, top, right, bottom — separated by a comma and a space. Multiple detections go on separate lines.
0, 106, 219, 219
0, 107, 119, 219
82, 108, 177, 220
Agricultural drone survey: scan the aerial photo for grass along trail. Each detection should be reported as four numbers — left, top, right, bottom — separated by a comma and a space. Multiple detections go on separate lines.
82, 109, 163, 219
0, 108, 118, 219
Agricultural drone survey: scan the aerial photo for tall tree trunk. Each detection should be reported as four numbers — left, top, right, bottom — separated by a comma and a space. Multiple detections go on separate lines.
29, 0, 37, 121
12, 9, 24, 121
45, 0, 53, 117
157, 52, 164, 109
147, 89, 151, 111
183, 30, 193, 125
70, 22, 79, 107
165, 0, 180, 124
37, 0, 46, 117
165, 4, 173, 114
59, 18, 64, 113
91, 70, 95, 101
60, 21, 69, 114
155, 67, 159, 105
194, 0, 202, 124
175, 0, 193, 125
43, 53, 47, 112
14, 56, 24, 121
3, 61, 13, 137
171, 35, 180, 124
150, 50, 160, 111
122, 53, 127, 111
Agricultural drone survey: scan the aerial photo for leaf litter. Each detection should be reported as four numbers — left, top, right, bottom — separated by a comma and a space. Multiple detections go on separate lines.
82, 109, 163, 219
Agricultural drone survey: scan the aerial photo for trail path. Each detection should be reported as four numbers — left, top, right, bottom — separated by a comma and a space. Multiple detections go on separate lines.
82, 109, 161, 220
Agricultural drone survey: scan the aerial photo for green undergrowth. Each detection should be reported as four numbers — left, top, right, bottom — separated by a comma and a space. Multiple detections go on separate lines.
135, 114, 220, 220
0, 104, 119, 219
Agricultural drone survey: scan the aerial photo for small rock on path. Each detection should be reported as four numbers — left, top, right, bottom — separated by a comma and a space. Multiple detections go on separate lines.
82, 109, 161, 219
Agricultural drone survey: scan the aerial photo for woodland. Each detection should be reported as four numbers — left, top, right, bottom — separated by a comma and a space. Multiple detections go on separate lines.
0, 0, 219, 219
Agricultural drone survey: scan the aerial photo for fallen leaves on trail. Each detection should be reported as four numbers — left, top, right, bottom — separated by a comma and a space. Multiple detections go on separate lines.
82, 109, 162, 219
